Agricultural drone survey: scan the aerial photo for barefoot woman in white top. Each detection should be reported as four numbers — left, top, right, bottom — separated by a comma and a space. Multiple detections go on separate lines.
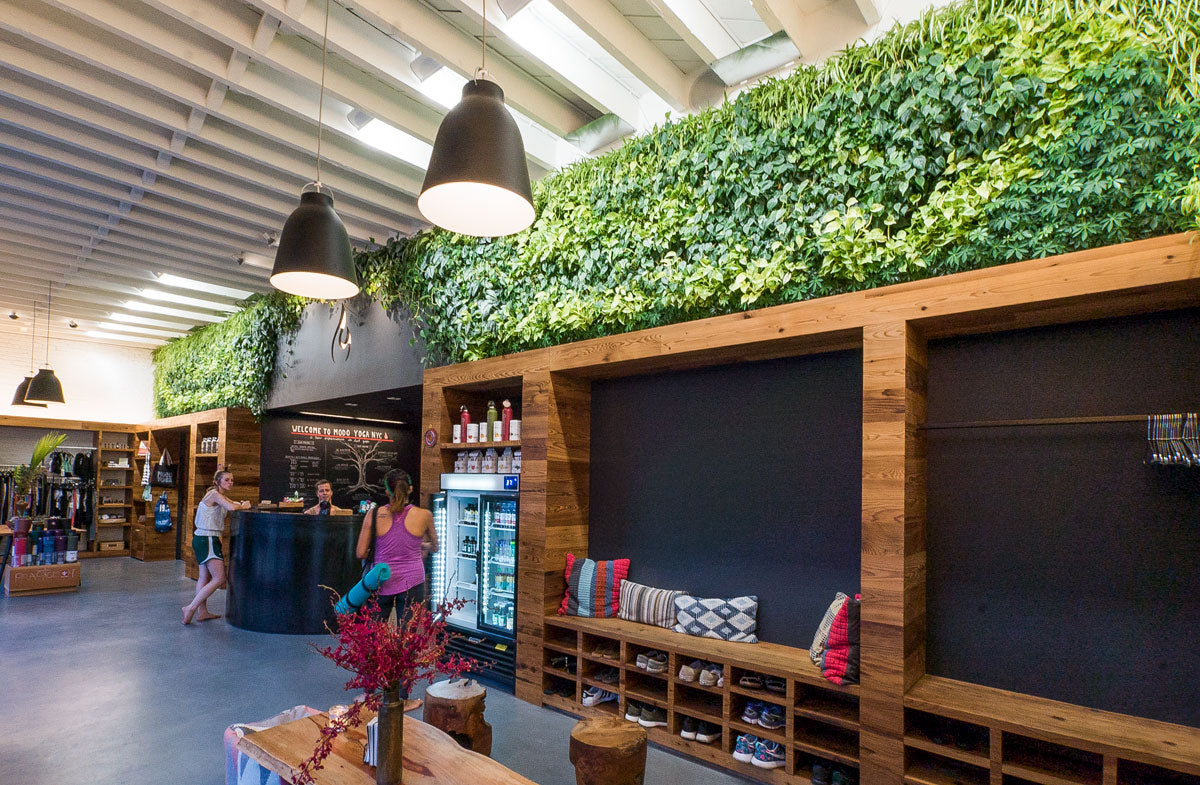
183, 469, 250, 624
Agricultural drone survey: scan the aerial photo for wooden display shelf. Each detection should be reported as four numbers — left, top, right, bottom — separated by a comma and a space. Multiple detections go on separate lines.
903, 758, 989, 785
792, 724, 859, 767
544, 641, 577, 656
673, 676, 723, 696
905, 676, 1200, 776
99, 447, 133, 453
1002, 759, 1101, 785
624, 684, 668, 709
79, 548, 129, 558
730, 717, 787, 744
795, 694, 859, 732
543, 665, 575, 681
98, 485, 133, 490
732, 683, 792, 703
441, 440, 521, 450
195, 452, 219, 458
98, 503, 131, 508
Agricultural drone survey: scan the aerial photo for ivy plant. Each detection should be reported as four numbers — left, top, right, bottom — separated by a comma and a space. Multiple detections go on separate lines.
154, 0, 1200, 415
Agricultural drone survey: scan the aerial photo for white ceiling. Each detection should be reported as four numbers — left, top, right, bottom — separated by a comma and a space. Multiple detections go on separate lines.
0, 0, 940, 350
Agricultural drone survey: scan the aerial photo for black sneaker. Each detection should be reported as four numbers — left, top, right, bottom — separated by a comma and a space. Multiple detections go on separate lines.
638, 706, 667, 728
680, 716, 698, 740
695, 721, 721, 744
812, 760, 832, 785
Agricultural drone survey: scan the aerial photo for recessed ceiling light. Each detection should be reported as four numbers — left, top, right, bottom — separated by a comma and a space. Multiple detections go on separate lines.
8, 311, 18, 320
386, 396, 402, 401
345, 402, 359, 407
238, 252, 275, 270
141, 289, 240, 312
68, 320, 78, 328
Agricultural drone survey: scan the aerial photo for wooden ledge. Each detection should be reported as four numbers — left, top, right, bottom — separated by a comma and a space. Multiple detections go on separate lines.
545, 614, 857, 694
905, 675, 1200, 775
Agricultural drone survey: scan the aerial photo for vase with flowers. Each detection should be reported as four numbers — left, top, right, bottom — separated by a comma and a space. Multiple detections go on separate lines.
297, 596, 476, 785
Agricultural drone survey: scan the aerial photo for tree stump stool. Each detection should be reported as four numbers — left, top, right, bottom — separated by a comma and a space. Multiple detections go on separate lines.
422, 678, 493, 756
568, 716, 647, 785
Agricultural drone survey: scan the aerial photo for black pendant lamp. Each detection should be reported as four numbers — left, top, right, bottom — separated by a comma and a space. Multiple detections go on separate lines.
270, 0, 359, 300
11, 301, 47, 408
418, 1, 534, 237
24, 284, 65, 405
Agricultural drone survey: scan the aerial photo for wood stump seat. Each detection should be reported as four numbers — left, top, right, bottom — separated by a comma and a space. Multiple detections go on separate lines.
422, 678, 493, 756
568, 716, 647, 785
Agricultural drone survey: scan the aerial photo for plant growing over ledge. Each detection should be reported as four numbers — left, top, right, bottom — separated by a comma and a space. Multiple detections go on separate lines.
296, 597, 476, 784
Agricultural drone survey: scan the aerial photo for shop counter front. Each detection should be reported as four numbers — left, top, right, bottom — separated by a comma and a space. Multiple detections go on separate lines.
226, 510, 364, 634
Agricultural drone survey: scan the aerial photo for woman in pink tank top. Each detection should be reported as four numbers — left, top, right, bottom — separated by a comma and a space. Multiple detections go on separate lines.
355, 470, 438, 625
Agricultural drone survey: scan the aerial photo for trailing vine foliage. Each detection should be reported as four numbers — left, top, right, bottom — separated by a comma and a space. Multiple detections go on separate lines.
358, 0, 1200, 363
154, 0, 1200, 414
152, 293, 304, 418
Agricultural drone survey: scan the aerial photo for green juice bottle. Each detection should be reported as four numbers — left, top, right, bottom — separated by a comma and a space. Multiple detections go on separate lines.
486, 400, 499, 443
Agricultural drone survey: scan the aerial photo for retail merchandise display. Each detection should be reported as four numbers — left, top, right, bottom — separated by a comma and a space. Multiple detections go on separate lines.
451, 402, 521, 446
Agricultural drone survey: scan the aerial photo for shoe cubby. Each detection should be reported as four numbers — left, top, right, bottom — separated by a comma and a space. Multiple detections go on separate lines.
544, 650, 577, 678
794, 752, 859, 785
580, 660, 620, 691
793, 718, 858, 768
731, 666, 791, 701
625, 670, 668, 707
542, 672, 577, 702
541, 614, 860, 785
1000, 733, 1102, 785
675, 682, 725, 724
582, 633, 621, 662
544, 623, 577, 650
797, 685, 860, 731
904, 748, 990, 785
904, 709, 990, 768
1118, 761, 1200, 785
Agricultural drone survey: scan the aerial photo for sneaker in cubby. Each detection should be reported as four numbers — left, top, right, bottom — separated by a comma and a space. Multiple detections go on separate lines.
751, 740, 786, 769
732, 733, 759, 763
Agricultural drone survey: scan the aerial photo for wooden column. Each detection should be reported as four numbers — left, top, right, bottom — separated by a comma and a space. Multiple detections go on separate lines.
860, 320, 927, 785
514, 371, 590, 704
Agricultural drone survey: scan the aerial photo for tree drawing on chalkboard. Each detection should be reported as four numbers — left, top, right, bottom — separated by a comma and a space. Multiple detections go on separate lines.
339, 440, 388, 495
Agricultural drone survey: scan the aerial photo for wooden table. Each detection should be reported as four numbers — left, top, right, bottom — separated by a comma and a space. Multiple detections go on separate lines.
237, 709, 540, 785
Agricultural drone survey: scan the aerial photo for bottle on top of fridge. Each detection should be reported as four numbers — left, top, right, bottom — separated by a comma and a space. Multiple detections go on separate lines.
501, 399, 513, 440
486, 400, 498, 443
482, 448, 497, 473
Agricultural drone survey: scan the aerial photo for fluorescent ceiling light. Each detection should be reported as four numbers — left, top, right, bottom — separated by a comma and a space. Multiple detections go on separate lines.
504, 1, 671, 133
87, 330, 167, 344
120, 301, 225, 322
98, 322, 188, 338
155, 273, 254, 300
660, 0, 741, 59
108, 312, 197, 329
355, 118, 433, 169
140, 289, 241, 312
416, 67, 468, 109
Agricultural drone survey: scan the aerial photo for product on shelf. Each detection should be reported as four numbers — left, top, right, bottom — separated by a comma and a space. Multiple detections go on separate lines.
486, 400, 498, 443
501, 399, 513, 440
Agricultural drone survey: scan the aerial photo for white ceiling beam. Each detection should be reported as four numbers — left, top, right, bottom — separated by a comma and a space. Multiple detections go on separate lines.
134, 0, 444, 144
542, 0, 691, 111
338, 0, 592, 137
0, 317, 167, 348
852, 0, 884, 26
0, 4, 418, 228
644, 0, 736, 62
750, 0, 868, 59
0, 90, 408, 240
0, 166, 276, 251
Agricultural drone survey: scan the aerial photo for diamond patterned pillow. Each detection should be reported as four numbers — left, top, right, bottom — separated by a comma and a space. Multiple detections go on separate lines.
673, 595, 759, 643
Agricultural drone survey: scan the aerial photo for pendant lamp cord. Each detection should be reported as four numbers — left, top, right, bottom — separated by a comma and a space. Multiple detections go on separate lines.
29, 301, 37, 373
481, 0, 487, 77
45, 282, 51, 366
315, 0, 332, 187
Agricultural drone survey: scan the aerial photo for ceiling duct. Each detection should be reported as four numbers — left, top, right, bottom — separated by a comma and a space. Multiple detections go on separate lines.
710, 30, 800, 86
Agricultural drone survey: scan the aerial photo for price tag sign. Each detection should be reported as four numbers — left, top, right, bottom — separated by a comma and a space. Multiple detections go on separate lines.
494, 643, 508, 652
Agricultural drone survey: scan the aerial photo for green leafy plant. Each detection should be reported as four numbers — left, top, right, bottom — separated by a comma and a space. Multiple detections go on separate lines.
13, 432, 68, 497
154, 0, 1200, 414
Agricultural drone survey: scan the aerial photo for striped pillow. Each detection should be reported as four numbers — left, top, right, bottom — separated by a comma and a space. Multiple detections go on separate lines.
558, 553, 630, 618
618, 581, 687, 629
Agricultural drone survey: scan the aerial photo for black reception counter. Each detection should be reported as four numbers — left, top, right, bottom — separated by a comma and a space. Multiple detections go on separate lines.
226, 510, 363, 634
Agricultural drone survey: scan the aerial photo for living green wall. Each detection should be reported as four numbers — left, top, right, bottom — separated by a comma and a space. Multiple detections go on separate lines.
154, 0, 1200, 417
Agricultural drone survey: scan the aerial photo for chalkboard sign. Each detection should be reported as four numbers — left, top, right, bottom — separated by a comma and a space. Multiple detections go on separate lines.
260, 415, 407, 510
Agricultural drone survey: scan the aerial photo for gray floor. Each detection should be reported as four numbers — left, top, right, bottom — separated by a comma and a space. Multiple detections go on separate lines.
0, 559, 749, 785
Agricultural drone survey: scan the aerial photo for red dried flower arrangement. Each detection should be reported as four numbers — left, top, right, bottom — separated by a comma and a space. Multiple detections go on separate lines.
295, 597, 477, 784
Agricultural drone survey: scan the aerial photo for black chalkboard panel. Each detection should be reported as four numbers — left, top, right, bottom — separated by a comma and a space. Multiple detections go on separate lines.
260, 415, 418, 510
588, 351, 863, 649
926, 308, 1200, 727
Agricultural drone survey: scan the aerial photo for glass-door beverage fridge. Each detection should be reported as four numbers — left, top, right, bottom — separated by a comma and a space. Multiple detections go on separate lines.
430, 472, 519, 687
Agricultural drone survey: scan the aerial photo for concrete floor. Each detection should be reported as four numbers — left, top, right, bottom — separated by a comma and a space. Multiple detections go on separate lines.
0, 559, 750, 785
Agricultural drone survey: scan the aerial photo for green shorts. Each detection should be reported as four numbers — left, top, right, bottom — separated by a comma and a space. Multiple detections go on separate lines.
193, 534, 223, 565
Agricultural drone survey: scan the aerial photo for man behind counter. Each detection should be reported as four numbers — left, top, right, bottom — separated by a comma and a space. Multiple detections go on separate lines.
303, 479, 351, 515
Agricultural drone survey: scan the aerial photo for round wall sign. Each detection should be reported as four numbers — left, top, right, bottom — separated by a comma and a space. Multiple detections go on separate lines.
423, 428, 438, 447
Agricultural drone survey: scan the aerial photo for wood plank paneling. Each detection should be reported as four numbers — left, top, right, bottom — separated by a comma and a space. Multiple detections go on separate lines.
418, 233, 1200, 785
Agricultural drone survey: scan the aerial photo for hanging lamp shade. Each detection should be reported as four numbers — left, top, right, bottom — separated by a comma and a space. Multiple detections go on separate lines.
11, 376, 47, 407
24, 367, 64, 404
270, 187, 360, 299
418, 78, 535, 237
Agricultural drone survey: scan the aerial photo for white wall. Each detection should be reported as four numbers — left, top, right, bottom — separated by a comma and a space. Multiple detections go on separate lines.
0, 328, 154, 423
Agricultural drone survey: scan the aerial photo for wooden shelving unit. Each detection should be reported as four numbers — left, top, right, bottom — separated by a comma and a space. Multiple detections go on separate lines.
542, 614, 859, 785
92, 428, 136, 556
